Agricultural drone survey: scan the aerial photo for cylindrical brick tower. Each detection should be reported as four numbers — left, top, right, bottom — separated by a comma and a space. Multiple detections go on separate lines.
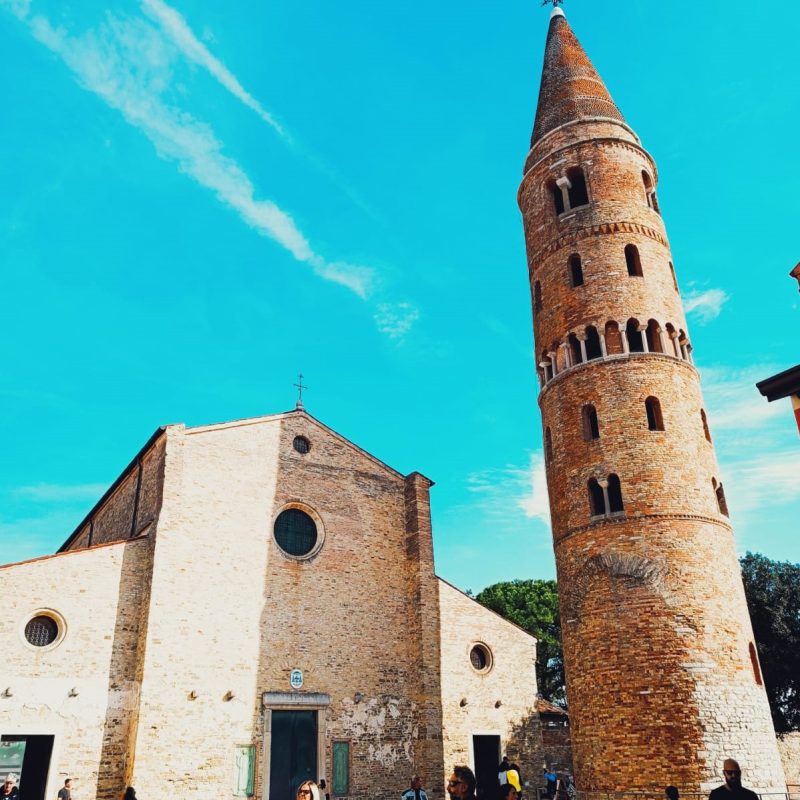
517, 8, 786, 794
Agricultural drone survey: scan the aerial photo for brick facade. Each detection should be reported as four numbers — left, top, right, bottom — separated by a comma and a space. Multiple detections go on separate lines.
0, 411, 541, 800
518, 9, 786, 794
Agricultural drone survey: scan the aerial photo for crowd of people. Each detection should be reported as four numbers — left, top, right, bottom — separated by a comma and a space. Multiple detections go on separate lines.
0, 753, 762, 799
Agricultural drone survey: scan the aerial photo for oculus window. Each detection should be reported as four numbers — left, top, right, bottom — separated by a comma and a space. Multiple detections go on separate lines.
274, 508, 318, 558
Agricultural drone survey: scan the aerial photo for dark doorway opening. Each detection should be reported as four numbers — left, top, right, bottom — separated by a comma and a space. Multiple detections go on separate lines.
473, 734, 500, 800
1, 735, 54, 800
269, 711, 318, 800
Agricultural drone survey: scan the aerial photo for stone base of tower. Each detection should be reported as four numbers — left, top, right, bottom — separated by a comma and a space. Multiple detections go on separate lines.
554, 519, 787, 795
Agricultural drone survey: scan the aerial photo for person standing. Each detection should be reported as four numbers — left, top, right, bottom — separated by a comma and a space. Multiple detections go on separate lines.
543, 768, 557, 800
58, 778, 73, 800
498, 757, 510, 788
447, 766, 477, 800
1, 776, 19, 799
708, 759, 759, 800
403, 776, 429, 800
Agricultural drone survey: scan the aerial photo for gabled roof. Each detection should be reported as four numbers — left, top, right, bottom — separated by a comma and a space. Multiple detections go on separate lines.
530, 8, 626, 146
536, 697, 568, 716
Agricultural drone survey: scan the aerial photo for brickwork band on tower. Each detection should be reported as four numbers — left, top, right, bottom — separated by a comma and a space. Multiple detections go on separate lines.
517, 8, 786, 794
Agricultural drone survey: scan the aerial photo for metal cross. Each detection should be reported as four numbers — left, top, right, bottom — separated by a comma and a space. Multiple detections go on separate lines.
293, 373, 308, 409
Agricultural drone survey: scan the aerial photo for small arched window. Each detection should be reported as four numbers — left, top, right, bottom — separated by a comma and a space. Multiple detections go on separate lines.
569, 254, 584, 287
582, 404, 600, 441
669, 262, 678, 291
645, 396, 664, 431
549, 179, 565, 215
665, 323, 679, 357
566, 167, 589, 208
588, 478, 605, 517
545, 427, 553, 465
568, 333, 583, 365
626, 319, 644, 353
646, 319, 664, 353
585, 325, 602, 360
534, 281, 543, 312
712, 478, 729, 517
625, 244, 643, 277
642, 170, 660, 213
749, 642, 763, 686
607, 474, 624, 513
604, 321, 623, 355
701, 409, 712, 442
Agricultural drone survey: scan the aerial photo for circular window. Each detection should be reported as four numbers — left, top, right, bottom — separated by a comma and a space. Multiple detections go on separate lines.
293, 435, 311, 454
24, 615, 60, 647
470, 643, 492, 673
274, 507, 318, 557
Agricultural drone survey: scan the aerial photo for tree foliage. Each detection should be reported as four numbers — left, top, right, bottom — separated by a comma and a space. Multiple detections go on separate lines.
740, 551, 800, 732
475, 579, 565, 705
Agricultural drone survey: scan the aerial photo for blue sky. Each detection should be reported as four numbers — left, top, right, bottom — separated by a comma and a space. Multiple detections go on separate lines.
1, 0, 798, 592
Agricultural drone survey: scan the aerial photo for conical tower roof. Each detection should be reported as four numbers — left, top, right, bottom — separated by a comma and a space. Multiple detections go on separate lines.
531, 9, 626, 146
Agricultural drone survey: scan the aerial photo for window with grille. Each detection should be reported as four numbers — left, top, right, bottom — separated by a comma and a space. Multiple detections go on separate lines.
274, 508, 318, 557
293, 436, 310, 454
25, 615, 59, 647
469, 644, 492, 672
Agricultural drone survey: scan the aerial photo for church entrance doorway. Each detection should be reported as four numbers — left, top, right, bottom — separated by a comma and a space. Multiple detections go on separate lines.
1, 734, 54, 800
269, 711, 318, 800
472, 734, 500, 800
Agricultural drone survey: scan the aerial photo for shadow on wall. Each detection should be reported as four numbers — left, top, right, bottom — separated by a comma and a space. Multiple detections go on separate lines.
504, 710, 552, 790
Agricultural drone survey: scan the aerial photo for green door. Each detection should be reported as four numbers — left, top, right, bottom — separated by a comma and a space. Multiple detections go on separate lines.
269, 711, 318, 800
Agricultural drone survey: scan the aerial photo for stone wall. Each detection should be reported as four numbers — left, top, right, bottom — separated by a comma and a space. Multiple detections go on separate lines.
0, 538, 151, 799
778, 732, 800, 787
439, 580, 542, 794
65, 431, 166, 550
130, 412, 445, 800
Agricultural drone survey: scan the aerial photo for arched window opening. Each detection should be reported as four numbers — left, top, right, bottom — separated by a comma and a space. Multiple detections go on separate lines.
665, 323, 678, 357
588, 478, 605, 517
582, 404, 600, 441
625, 244, 643, 277
585, 325, 602, 360
545, 427, 553, 466
645, 396, 664, 431
568, 333, 583, 365
607, 474, 624, 513
642, 170, 660, 213
569, 254, 584, 287
749, 642, 763, 686
678, 329, 689, 360
701, 409, 712, 442
626, 319, 644, 353
716, 481, 729, 517
646, 319, 664, 353
605, 321, 623, 355
534, 281, 543, 312
549, 180, 565, 215
566, 167, 589, 208
669, 262, 678, 291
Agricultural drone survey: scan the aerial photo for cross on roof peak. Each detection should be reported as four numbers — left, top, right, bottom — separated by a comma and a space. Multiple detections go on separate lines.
293, 373, 308, 410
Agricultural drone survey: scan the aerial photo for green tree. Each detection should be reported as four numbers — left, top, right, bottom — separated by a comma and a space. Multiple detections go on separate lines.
475, 579, 564, 705
740, 552, 800, 732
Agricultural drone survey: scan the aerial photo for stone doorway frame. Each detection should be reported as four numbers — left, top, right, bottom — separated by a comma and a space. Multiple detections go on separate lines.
261, 692, 330, 800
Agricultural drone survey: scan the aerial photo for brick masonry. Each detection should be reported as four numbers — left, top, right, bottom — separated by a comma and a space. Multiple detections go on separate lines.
0, 411, 545, 800
518, 11, 786, 795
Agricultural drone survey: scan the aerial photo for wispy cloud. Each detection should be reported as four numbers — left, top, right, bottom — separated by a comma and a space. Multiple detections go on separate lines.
13, 483, 107, 502
2, 0, 373, 298
466, 451, 551, 529
373, 302, 420, 341
684, 287, 729, 323
140, 0, 288, 139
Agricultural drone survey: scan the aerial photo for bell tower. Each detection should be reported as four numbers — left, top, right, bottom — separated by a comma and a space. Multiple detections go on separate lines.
517, 8, 786, 793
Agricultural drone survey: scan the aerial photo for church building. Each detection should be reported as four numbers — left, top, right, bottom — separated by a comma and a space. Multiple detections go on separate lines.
0, 409, 543, 800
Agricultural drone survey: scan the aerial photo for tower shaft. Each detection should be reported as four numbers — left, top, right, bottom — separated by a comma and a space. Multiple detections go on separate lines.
518, 10, 786, 793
